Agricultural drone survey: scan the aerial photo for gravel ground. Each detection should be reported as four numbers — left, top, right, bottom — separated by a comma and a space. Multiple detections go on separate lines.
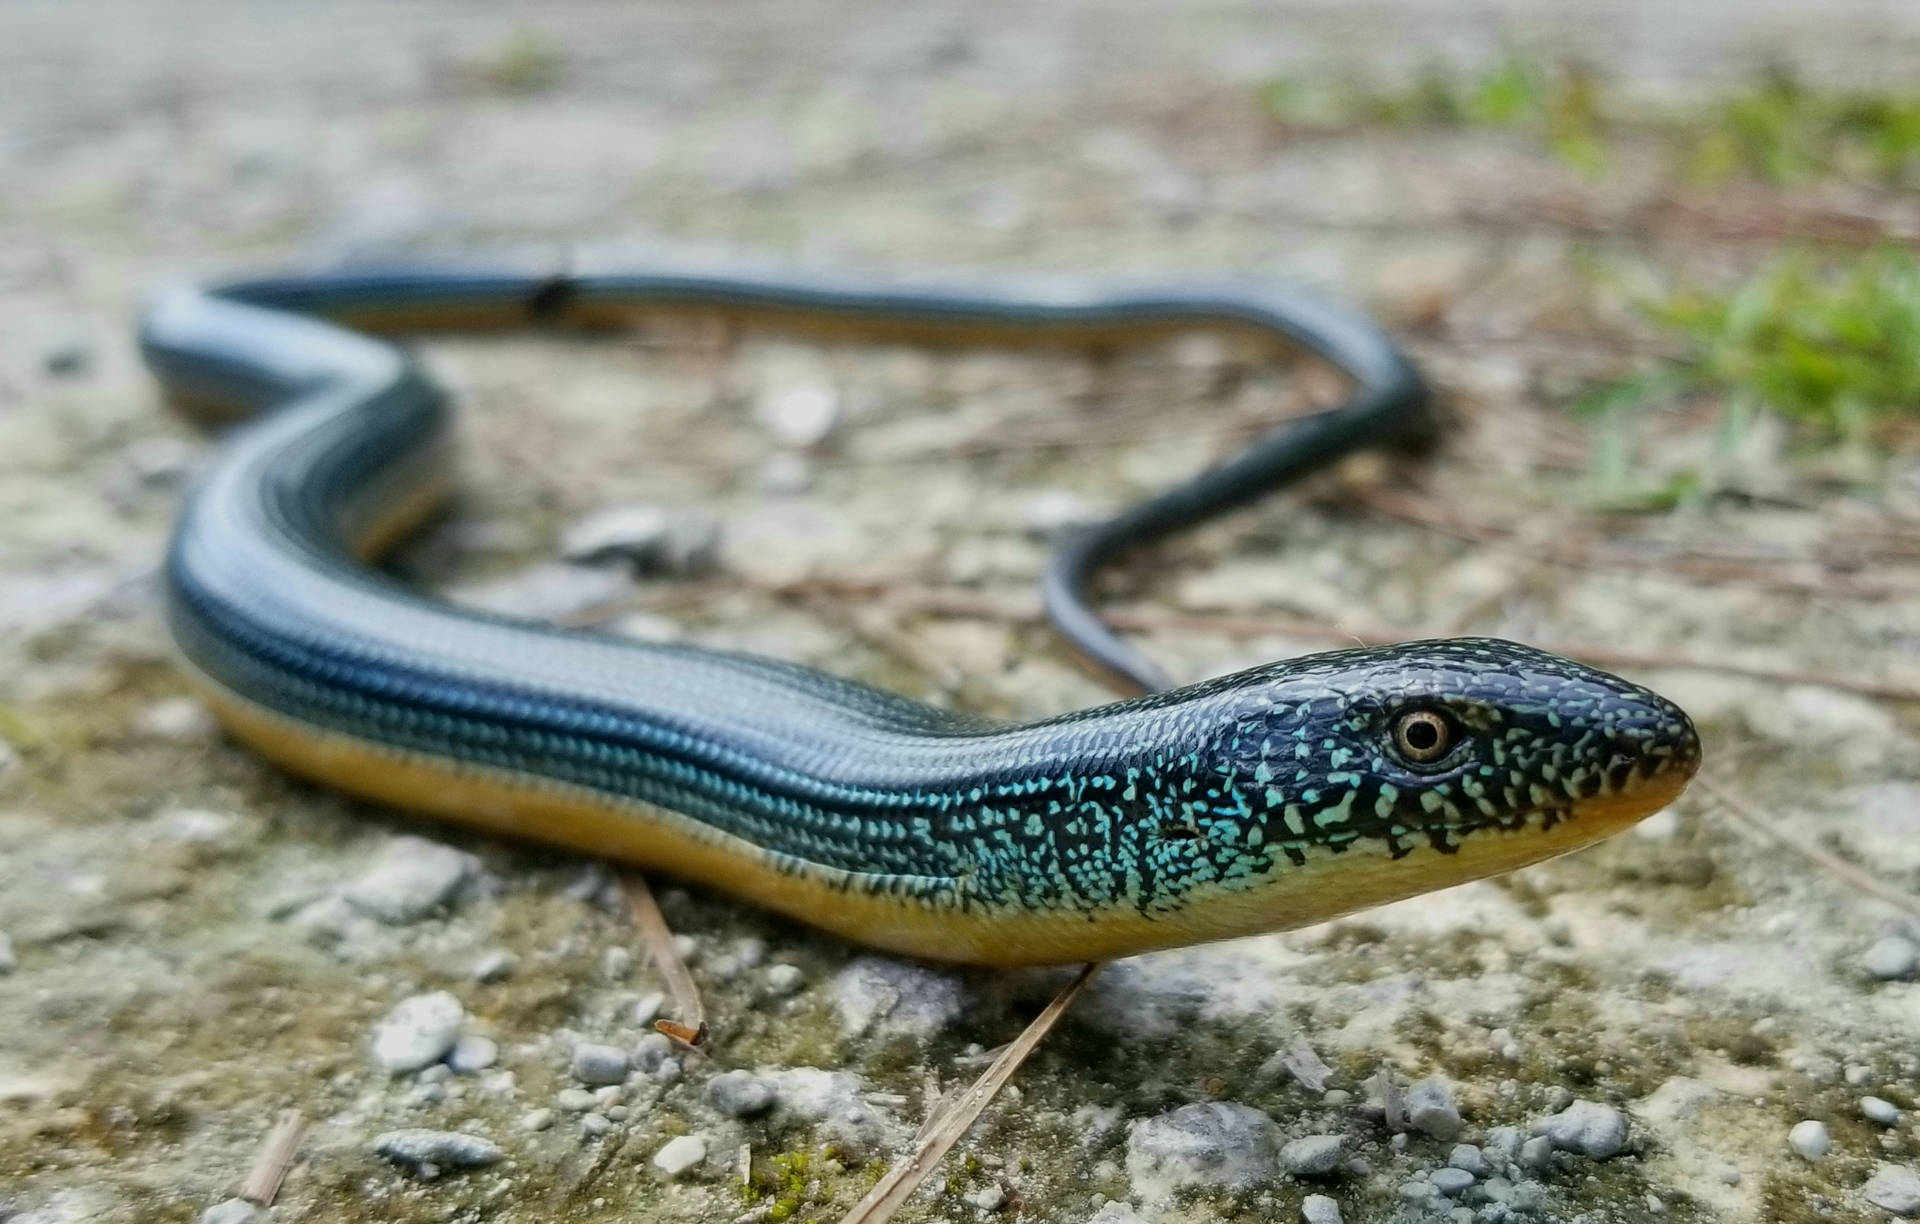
5, 3, 1920, 1223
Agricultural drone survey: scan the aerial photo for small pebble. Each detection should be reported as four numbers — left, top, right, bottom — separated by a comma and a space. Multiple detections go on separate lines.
371, 1128, 502, 1173
447, 1034, 497, 1074
1846, 1064, 1875, 1087
1863, 936, 1920, 980
344, 836, 476, 923
593, 1085, 624, 1109
199, 1200, 262, 1224
764, 964, 806, 997
1431, 1167, 1476, 1196
1280, 1133, 1344, 1176
1300, 1193, 1342, 1224
556, 1088, 596, 1113
654, 1057, 682, 1084
571, 1042, 630, 1085
1864, 1164, 1920, 1215
471, 950, 516, 982
1483, 1127, 1523, 1169
1518, 1136, 1554, 1171
1716, 1165, 1741, 1186
580, 1113, 613, 1138
1863, 1096, 1902, 1126
709, 1069, 777, 1118
1787, 1119, 1830, 1160
1397, 1180, 1435, 1203
419, 1064, 451, 1085
1020, 489, 1100, 540
602, 946, 633, 979
1536, 1099, 1629, 1159
369, 992, 465, 1074
964, 1184, 1008, 1211
653, 1133, 708, 1177
135, 697, 217, 742
1407, 1077, 1463, 1141
631, 990, 666, 1027
633, 1031, 674, 1073
608, 1105, 629, 1122
520, 1108, 554, 1131
756, 383, 841, 449
1447, 1144, 1488, 1176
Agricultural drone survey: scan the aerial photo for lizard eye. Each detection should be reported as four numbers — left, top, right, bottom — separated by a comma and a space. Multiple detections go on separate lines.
1391, 708, 1455, 765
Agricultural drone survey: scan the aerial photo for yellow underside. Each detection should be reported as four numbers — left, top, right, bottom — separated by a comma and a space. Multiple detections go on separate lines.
190, 677, 1680, 965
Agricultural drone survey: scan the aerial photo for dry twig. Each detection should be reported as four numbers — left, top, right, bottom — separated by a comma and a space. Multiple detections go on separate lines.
238, 1109, 306, 1207
837, 963, 1102, 1224
620, 873, 708, 1046
1698, 774, 1920, 919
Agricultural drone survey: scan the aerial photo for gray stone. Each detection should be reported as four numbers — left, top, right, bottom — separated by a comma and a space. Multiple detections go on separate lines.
755, 382, 841, 449
652, 1133, 708, 1177
447, 1034, 497, 1074
757, 452, 814, 494
198, 1200, 261, 1224
764, 964, 806, 998
964, 1183, 1008, 1211
632, 1031, 674, 1072
1518, 1136, 1554, 1171
1537, 1099, 1629, 1159
471, 950, 516, 982
519, 1108, 554, 1131
344, 836, 476, 923
1787, 1119, 1830, 1160
708, 1069, 776, 1117
1861, 936, 1919, 980
1447, 1144, 1488, 1176
561, 505, 720, 576
1280, 1133, 1345, 1176
1407, 1077, 1463, 1140
580, 1112, 613, 1138
763, 1067, 902, 1159
570, 1042, 630, 1085
1865, 1165, 1920, 1215
370, 992, 465, 1073
1301, 1193, 1342, 1224
831, 956, 967, 1040
1432, 1167, 1476, 1196
1483, 1126, 1524, 1169
556, 1088, 596, 1112
1126, 1102, 1280, 1201
1863, 1096, 1902, 1126
1020, 489, 1101, 540
370, 1128, 502, 1172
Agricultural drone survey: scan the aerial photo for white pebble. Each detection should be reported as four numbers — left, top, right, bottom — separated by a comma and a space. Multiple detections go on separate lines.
344, 836, 476, 923
653, 1133, 708, 1177
198, 1200, 261, 1224
1865, 1164, 1920, 1215
1407, 1077, 1462, 1141
1863, 1097, 1902, 1126
369, 992, 465, 1073
580, 1113, 614, 1138
1787, 1119, 1830, 1160
447, 1034, 498, 1074
764, 964, 805, 997
1537, 1099, 1629, 1159
471, 950, 516, 982
520, 1108, 554, 1131
756, 383, 841, 449
1861, 936, 1920, 980
1280, 1134, 1344, 1176
632, 991, 665, 1027
965, 1184, 1008, 1211
571, 1042, 630, 1085
1301, 1193, 1342, 1224
135, 697, 217, 742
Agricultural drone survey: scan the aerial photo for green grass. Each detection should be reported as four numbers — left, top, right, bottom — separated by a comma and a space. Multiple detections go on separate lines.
1257, 57, 1920, 185
1256, 53, 1608, 172
1578, 249, 1920, 504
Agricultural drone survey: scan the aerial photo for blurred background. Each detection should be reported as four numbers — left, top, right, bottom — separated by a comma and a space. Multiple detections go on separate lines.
4, 3, 1920, 1222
